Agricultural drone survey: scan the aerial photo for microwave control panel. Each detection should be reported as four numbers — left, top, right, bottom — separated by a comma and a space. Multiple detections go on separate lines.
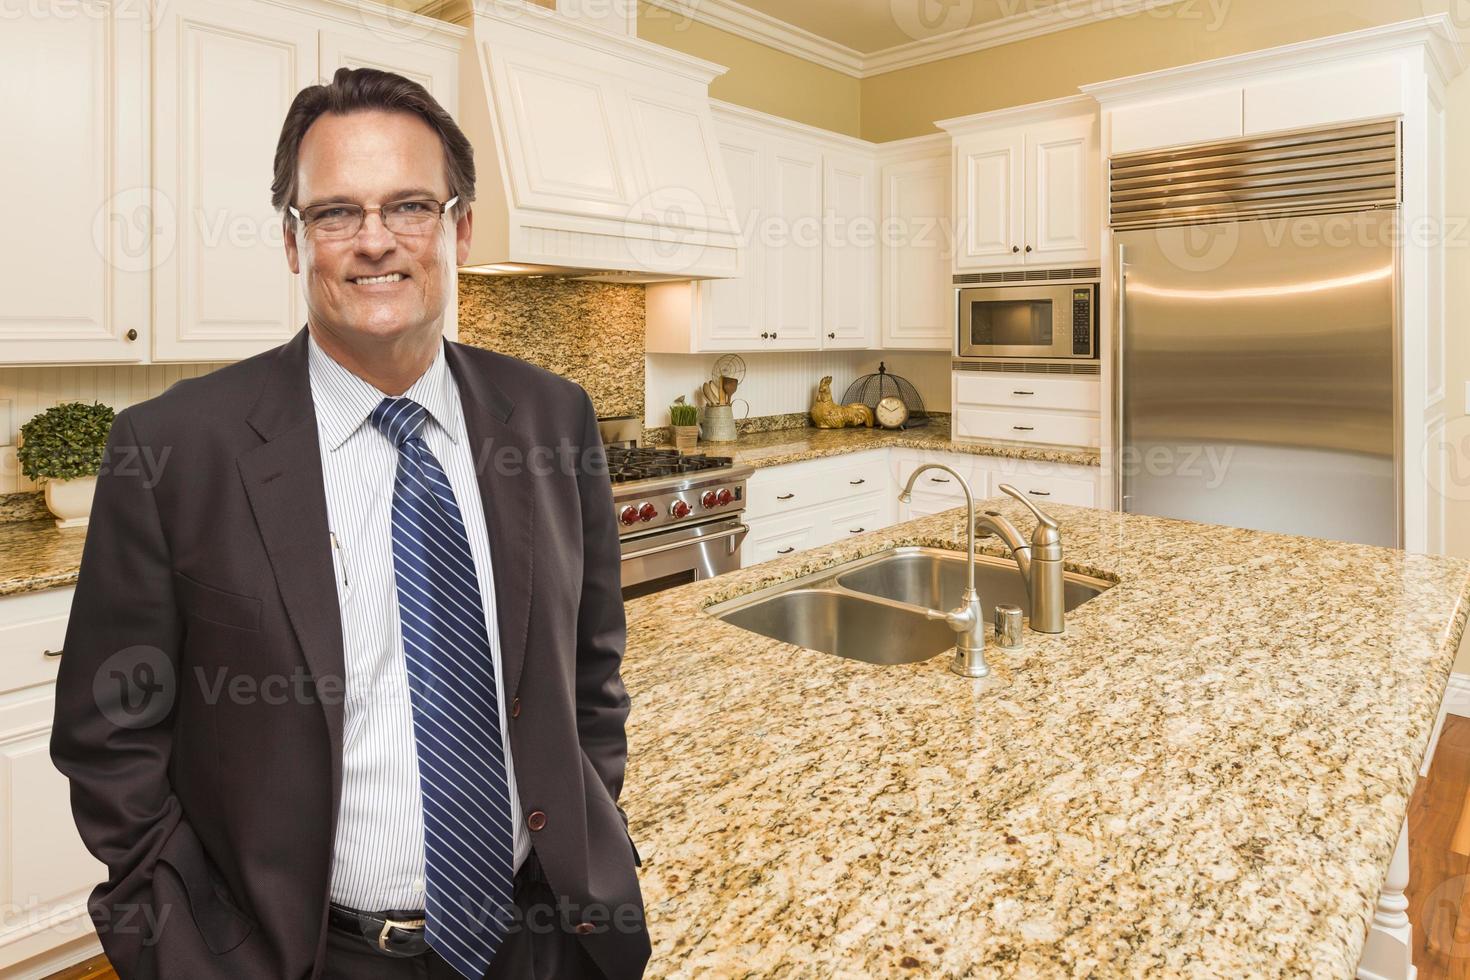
1072, 288, 1094, 356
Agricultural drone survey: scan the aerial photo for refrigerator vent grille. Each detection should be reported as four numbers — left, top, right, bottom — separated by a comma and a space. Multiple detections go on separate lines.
953, 266, 1101, 285
1108, 119, 1400, 230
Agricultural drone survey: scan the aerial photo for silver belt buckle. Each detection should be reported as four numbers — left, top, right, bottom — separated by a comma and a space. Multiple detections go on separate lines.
379, 916, 425, 952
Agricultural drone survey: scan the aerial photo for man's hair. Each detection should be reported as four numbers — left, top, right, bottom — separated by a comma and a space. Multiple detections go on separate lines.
271, 66, 476, 221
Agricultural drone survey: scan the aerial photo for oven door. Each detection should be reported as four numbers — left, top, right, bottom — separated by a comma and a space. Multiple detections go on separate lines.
619, 516, 748, 602
957, 284, 1079, 358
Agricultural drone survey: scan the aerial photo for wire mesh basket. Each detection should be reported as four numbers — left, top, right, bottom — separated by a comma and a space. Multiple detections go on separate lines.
840, 362, 929, 429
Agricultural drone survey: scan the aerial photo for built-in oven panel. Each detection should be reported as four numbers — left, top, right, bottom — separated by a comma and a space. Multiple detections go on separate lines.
620, 516, 748, 601
957, 282, 1097, 359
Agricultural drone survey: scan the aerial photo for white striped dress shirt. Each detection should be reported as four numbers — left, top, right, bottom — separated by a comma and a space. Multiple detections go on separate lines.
306, 330, 530, 911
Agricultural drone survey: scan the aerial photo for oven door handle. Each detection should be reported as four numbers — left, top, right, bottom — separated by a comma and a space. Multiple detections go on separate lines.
620, 523, 749, 562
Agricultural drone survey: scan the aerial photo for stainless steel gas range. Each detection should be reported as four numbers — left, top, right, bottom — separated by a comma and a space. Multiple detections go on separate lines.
600, 422, 753, 601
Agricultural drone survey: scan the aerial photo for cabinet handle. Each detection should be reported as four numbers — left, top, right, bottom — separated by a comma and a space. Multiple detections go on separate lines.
125, 328, 138, 341
929, 476, 951, 483
1012, 425, 1035, 431
827, 332, 836, 339
43, 647, 63, 658
776, 546, 795, 554
849, 527, 865, 534
1025, 245, 1033, 253
777, 493, 796, 500
1011, 245, 1020, 254
760, 331, 769, 339
771, 331, 778, 339
1012, 390, 1035, 396
1028, 490, 1051, 497
849, 478, 865, 485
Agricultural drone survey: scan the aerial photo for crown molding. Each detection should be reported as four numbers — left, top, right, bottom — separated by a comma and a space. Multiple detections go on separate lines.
1080, 13, 1468, 102
640, 0, 1193, 79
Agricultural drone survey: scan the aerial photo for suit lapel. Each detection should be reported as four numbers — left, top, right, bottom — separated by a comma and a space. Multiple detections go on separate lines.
446, 341, 536, 704
237, 327, 347, 812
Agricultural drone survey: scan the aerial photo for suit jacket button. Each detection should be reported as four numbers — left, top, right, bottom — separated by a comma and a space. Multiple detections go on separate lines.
511, 697, 521, 718
527, 810, 546, 831
574, 922, 596, 935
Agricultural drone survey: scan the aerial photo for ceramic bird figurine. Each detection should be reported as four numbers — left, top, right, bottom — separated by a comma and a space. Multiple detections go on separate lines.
810, 376, 875, 429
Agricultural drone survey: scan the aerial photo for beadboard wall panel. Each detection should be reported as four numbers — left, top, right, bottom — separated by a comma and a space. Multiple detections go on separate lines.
643, 350, 952, 429
0, 363, 219, 494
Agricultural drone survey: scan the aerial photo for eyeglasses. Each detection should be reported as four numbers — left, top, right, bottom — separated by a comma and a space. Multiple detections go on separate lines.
288, 196, 460, 239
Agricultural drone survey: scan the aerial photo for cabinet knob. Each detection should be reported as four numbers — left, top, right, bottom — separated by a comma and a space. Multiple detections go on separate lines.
827, 332, 835, 339
760, 331, 769, 339
125, 328, 138, 341
1011, 245, 1020, 254
770, 331, 778, 339
1025, 245, 1033, 253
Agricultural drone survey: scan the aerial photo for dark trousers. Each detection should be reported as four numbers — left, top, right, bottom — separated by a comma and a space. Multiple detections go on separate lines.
321, 851, 606, 980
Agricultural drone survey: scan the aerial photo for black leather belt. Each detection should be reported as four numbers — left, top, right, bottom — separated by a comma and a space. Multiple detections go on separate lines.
328, 853, 547, 957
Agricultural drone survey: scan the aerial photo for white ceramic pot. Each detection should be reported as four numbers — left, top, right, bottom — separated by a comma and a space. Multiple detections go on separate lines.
45, 475, 96, 529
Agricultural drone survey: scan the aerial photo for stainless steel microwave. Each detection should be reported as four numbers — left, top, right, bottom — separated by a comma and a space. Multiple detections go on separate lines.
956, 281, 1098, 359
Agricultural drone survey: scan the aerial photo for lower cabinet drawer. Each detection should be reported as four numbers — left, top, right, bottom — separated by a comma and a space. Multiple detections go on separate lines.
821, 494, 893, 543
743, 512, 825, 567
745, 450, 890, 520
988, 461, 1100, 508
954, 373, 1100, 413
899, 488, 966, 520
955, 407, 1100, 448
0, 588, 73, 697
894, 452, 985, 501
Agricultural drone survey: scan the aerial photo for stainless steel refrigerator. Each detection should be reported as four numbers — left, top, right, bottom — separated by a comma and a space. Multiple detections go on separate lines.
1112, 121, 1400, 547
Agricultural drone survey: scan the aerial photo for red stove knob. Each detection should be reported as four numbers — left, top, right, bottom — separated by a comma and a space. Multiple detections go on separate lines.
717, 488, 733, 506
619, 505, 640, 526
670, 499, 691, 519
701, 490, 719, 509
637, 502, 657, 522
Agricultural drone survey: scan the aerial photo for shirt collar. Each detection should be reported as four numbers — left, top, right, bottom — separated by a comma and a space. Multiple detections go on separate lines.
306, 330, 462, 452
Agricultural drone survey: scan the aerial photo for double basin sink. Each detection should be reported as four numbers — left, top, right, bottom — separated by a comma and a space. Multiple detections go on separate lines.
707, 546, 1112, 666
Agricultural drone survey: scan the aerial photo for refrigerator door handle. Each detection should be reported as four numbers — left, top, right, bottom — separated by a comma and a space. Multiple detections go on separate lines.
1115, 241, 1128, 513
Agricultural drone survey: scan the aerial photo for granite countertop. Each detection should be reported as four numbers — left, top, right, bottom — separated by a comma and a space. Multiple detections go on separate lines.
658, 419, 1102, 470
620, 501, 1470, 977
0, 518, 86, 598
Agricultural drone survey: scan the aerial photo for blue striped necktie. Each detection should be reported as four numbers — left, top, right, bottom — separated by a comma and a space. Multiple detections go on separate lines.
369, 395, 515, 980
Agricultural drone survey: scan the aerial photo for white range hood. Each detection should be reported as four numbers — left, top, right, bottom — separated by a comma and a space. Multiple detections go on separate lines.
457, 0, 744, 282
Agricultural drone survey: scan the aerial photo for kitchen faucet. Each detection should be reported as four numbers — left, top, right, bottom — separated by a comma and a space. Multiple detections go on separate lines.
896, 463, 990, 677
975, 485, 1066, 634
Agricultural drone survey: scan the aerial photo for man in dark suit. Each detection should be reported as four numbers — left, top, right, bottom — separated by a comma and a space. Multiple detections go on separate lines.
50, 67, 647, 980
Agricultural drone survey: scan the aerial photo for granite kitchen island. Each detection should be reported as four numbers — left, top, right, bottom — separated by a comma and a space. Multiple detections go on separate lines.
618, 500, 1470, 977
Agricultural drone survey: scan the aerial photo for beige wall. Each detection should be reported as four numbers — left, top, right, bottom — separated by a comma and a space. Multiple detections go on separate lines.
635, 1, 862, 136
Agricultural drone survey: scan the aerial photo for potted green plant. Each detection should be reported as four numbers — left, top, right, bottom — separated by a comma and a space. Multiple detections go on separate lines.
669, 400, 699, 451
18, 401, 115, 529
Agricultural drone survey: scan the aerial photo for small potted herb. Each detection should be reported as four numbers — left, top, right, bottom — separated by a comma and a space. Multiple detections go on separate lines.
17, 401, 115, 529
670, 400, 699, 451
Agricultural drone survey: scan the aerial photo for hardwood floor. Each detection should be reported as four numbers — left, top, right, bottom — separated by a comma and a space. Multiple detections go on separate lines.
36, 718, 1470, 980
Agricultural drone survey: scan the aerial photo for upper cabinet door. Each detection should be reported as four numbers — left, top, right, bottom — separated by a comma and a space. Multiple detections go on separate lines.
0, 8, 148, 363
880, 150, 952, 350
763, 138, 823, 349
319, 30, 459, 115
1025, 115, 1098, 267
822, 151, 877, 349
955, 130, 1023, 270
698, 125, 766, 350
153, 0, 318, 362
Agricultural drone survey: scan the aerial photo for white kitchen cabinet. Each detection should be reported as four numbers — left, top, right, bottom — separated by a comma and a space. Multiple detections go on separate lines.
939, 97, 1100, 273
822, 151, 879, 349
1107, 87, 1243, 156
763, 137, 824, 350
0, 0, 463, 366
646, 103, 881, 354
744, 511, 826, 566
878, 139, 953, 351
0, 588, 106, 978
0, 6, 149, 364
952, 371, 1101, 450
953, 131, 1023, 269
151, 0, 319, 363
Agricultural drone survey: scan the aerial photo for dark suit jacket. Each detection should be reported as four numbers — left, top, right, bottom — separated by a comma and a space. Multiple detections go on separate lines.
50, 326, 648, 979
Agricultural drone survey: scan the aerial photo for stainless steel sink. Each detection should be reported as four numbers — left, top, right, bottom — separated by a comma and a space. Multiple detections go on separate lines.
708, 547, 1114, 665
837, 549, 1109, 614
717, 589, 958, 665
